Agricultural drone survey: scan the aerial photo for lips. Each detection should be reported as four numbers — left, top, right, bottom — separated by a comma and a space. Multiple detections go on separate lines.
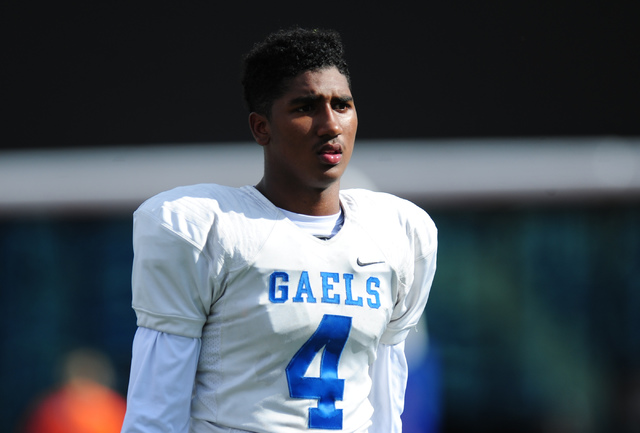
318, 143, 343, 165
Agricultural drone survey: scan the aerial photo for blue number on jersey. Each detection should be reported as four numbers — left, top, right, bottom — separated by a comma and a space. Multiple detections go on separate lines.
286, 314, 352, 430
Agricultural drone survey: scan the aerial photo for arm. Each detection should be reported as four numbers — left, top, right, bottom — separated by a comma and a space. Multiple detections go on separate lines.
368, 341, 408, 433
370, 208, 437, 432
379, 234, 437, 346
121, 327, 201, 433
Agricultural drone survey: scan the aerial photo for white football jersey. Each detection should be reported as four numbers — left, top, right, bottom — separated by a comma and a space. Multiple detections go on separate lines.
131, 184, 437, 433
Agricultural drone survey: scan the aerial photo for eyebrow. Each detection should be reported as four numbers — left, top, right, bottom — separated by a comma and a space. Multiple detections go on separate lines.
288, 94, 353, 106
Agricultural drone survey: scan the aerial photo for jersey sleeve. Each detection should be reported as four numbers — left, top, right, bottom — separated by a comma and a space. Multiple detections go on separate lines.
380, 206, 437, 345
131, 208, 214, 338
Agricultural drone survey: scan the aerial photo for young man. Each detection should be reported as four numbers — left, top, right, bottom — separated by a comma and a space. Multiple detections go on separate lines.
120, 28, 437, 433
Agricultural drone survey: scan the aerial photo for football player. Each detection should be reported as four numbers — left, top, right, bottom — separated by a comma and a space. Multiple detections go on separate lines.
121, 27, 437, 433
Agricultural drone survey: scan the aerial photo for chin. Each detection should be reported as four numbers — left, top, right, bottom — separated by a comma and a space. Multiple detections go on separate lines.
315, 171, 345, 189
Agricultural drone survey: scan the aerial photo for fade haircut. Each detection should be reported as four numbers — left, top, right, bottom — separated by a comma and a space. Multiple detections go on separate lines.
242, 27, 351, 117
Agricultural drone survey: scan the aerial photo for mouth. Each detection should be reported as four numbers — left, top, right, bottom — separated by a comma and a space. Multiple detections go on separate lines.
317, 143, 343, 165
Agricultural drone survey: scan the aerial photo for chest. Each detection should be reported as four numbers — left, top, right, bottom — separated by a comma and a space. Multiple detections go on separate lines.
211, 221, 401, 357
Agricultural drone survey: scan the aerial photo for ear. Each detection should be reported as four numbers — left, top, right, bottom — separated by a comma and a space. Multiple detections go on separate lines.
248, 112, 270, 146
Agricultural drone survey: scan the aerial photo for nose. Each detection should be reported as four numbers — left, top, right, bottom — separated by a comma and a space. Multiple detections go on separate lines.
316, 104, 343, 138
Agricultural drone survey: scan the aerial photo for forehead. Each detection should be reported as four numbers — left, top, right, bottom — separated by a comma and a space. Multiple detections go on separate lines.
280, 67, 352, 100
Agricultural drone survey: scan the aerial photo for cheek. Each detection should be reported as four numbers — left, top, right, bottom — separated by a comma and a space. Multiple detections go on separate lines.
342, 114, 358, 137
272, 117, 308, 138
285, 118, 313, 136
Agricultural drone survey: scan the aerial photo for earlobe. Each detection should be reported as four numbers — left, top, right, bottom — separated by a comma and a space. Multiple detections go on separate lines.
249, 112, 270, 146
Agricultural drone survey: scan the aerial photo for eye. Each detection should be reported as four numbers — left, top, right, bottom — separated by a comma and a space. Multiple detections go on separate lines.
296, 105, 312, 113
332, 98, 353, 112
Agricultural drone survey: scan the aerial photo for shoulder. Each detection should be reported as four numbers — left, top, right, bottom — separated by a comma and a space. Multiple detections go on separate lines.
340, 188, 433, 227
341, 188, 437, 258
138, 184, 249, 216
136, 184, 274, 222
341, 188, 420, 210
133, 184, 277, 250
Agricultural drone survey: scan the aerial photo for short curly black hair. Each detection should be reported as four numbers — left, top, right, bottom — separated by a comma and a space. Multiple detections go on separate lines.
242, 27, 351, 117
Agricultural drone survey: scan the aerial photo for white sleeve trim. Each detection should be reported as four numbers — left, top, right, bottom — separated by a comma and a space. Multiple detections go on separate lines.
121, 327, 201, 433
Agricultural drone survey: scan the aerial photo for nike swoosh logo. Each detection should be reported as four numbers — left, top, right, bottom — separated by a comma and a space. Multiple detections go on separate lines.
357, 258, 385, 267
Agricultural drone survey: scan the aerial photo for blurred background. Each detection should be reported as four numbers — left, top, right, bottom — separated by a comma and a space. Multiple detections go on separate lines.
2, 1, 639, 432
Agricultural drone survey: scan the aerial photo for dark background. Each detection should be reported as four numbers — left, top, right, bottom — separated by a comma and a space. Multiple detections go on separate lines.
3, 2, 640, 433
4, 1, 639, 150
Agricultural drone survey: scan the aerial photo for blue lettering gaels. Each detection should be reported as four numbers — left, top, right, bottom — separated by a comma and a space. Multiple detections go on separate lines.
269, 271, 381, 309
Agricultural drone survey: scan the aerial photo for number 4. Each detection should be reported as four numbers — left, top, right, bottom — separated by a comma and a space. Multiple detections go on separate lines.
286, 314, 352, 430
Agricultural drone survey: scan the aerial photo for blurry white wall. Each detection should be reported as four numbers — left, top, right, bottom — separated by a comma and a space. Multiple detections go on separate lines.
1, 137, 639, 214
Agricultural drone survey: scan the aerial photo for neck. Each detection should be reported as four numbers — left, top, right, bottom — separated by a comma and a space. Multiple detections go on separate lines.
255, 178, 341, 216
